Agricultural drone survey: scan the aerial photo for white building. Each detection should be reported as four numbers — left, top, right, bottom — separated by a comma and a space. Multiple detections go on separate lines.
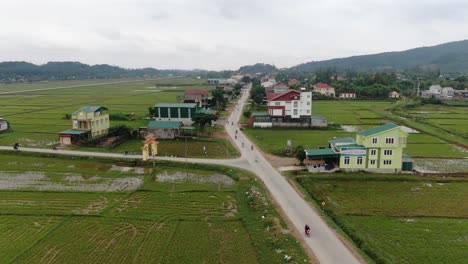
267, 89, 312, 121
0, 118, 8, 132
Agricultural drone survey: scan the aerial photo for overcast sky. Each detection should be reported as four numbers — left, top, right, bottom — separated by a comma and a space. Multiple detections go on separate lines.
1, 0, 468, 70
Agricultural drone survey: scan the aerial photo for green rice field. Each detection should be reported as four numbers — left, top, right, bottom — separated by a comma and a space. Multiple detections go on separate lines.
0, 152, 308, 263
294, 173, 468, 263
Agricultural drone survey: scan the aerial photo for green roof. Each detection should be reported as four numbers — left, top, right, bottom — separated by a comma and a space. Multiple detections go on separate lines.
154, 103, 197, 108
304, 148, 340, 157
147, 121, 183, 129
357, 123, 400, 137
337, 144, 365, 150
58, 129, 89, 135
329, 137, 356, 146
402, 154, 413, 160
73, 106, 108, 114
252, 112, 269, 117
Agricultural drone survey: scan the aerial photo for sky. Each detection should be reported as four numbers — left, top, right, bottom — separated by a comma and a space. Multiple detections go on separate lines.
1, 0, 468, 70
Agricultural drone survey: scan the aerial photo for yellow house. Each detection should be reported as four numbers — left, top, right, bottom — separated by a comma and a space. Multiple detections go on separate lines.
59, 106, 109, 145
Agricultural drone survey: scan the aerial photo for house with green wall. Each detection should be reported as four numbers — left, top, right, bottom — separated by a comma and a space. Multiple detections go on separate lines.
305, 123, 413, 173
154, 103, 216, 126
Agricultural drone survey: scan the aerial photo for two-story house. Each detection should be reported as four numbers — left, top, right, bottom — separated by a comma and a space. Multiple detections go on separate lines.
313, 83, 336, 97
58, 106, 109, 145
305, 123, 411, 173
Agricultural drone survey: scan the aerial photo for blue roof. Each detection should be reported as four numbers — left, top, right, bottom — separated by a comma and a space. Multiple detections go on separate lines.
154, 103, 197, 108
304, 148, 340, 158
357, 123, 400, 136
329, 137, 356, 146
58, 129, 89, 135
73, 106, 107, 114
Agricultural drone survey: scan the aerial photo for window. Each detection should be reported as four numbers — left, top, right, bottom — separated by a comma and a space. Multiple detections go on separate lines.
357, 157, 363, 165
293, 109, 298, 115
306, 110, 310, 114
275, 102, 280, 106
383, 160, 392, 165
307, 102, 310, 105
372, 138, 378, 144
384, 149, 393, 156
344, 157, 350, 165
385, 137, 395, 144
293, 101, 298, 107
370, 149, 377, 156
307, 95, 311, 98
370, 160, 376, 165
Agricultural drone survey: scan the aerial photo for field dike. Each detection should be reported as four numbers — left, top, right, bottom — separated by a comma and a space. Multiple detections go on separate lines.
155, 171, 235, 186
0, 171, 143, 192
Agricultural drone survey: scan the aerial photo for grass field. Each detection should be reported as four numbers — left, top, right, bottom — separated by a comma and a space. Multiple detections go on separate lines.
293, 173, 468, 263
0, 152, 308, 263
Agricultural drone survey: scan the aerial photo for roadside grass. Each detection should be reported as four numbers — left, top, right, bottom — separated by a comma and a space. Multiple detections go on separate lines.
244, 128, 353, 156
0, 152, 309, 263
292, 172, 468, 263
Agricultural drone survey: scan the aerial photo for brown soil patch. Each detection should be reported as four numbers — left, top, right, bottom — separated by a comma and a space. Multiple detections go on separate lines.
263, 153, 298, 168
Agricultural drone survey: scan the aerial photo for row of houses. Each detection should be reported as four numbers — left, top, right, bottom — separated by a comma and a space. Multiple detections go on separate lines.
304, 123, 413, 173
420, 85, 468, 99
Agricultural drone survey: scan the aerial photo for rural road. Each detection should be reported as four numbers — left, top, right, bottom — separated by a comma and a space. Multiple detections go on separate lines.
0, 85, 363, 264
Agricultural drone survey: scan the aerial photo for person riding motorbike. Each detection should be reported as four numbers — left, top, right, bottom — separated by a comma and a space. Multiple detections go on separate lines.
305, 224, 311, 236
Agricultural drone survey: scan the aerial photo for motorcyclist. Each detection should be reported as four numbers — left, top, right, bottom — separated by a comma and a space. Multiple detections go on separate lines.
305, 224, 311, 235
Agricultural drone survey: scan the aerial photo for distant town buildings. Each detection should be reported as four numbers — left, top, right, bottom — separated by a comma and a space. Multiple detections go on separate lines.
420, 85, 456, 99
388, 91, 400, 99
177, 89, 209, 107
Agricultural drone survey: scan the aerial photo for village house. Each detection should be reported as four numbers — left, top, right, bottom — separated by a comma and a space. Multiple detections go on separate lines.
154, 103, 216, 126
266, 83, 289, 94
177, 89, 209, 107
388, 91, 400, 98
338, 91, 356, 99
420, 84, 455, 99
207, 78, 225, 85
249, 89, 327, 128
288, 79, 301, 86
0, 118, 9, 132
304, 123, 412, 173
142, 121, 183, 139
313, 83, 336, 97
58, 106, 109, 145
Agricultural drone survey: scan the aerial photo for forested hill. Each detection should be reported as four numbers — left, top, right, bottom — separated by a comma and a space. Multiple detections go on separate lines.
237, 63, 278, 74
0, 61, 202, 82
290, 39, 468, 73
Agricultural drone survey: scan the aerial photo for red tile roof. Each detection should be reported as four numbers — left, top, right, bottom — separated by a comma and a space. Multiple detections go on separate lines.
267, 92, 283, 100
185, 89, 208, 95
269, 90, 301, 101
313, 83, 334, 89
288, 79, 301, 86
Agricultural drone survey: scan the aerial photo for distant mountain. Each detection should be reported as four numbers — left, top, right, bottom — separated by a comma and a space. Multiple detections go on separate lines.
290, 40, 468, 73
0, 61, 204, 83
237, 63, 278, 74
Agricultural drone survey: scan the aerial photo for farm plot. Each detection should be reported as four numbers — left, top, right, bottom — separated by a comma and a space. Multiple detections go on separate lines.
414, 159, 468, 173
342, 216, 468, 264
105, 191, 239, 221
161, 221, 258, 264
312, 101, 390, 125
294, 173, 468, 263
0, 215, 63, 263
15, 217, 175, 263
0, 191, 122, 215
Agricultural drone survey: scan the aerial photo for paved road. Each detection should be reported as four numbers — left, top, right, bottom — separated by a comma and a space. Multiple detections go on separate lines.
0, 77, 178, 95
0, 85, 362, 264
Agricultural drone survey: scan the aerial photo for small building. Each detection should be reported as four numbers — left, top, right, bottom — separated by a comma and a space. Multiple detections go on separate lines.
58, 106, 109, 145
0, 118, 9, 132
338, 92, 356, 99
154, 103, 216, 126
177, 89, 209, 107
144, 121, 183, 139
207, 78, 225, 85
388, 91, 400, 98
305, 123, 411, 173
313, 83, 336, 97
